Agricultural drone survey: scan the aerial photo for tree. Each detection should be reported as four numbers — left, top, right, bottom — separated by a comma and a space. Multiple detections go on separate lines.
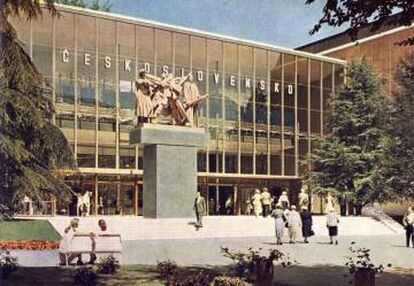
304, 59, 392, 214
54, 0, 112, 12
372, 52, 414, 200
306, 0, 414, 45
0, 1, 75, 214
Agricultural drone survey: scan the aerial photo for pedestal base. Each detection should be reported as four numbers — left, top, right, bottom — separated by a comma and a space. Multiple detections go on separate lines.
130, 124, 208, 218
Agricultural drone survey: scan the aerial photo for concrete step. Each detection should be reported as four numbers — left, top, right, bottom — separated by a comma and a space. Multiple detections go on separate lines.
41, 215, 404, 241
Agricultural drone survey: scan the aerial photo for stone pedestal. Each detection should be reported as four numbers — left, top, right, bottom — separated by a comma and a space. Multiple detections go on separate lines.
130, 124, 208, 218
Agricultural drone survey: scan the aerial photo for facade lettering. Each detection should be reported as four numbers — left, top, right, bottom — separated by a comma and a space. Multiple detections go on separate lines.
60, 50, 288, 93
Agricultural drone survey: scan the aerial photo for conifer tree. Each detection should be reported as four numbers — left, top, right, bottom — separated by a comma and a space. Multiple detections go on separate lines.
304, 59, 392, 214
0, 1, 75, 214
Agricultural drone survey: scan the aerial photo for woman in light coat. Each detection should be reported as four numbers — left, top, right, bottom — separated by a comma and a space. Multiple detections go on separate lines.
251, 189, 263, 217
271, 203, 285, 245
286, 206, 302, 244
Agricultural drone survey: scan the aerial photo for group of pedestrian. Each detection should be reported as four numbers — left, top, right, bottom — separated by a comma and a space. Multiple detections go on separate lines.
246, 188, 290, 218
271, 204, 314, 245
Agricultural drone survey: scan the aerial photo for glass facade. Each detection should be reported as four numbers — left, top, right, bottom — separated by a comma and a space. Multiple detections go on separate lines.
11, 6, 344, 215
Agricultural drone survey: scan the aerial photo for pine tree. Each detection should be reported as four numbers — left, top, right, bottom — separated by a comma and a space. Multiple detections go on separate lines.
0, 1, 75, 215
304, 59, 392, 214
373, 52, 414, 200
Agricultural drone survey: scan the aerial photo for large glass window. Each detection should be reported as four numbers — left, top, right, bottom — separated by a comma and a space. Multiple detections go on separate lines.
224, 43, 239, 173
156, 29, 172, 76
269, 52, 282, 175
283, 54, 296, 176
240, 46, 254, 174
137, 26, 154, 73
32, 16, 53, 80
310, 60, 322, 134
118, 22, 135, 113
207, 39, 222, 173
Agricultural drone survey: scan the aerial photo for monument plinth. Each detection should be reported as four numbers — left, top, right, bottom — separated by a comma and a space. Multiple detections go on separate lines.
130, 123, 208, 218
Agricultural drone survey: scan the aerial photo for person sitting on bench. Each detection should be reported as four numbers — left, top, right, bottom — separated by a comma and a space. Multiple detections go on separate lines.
89, 219, 109, 264
59, 218, 85, 265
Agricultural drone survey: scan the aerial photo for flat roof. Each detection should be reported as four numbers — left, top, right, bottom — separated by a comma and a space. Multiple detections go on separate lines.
53, 3, 346, 65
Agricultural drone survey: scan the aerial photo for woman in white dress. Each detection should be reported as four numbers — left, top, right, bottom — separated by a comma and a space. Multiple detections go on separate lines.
59, 218, 82, 265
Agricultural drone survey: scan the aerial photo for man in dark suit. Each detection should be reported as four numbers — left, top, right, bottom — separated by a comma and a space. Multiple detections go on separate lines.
193, 191, 206, 227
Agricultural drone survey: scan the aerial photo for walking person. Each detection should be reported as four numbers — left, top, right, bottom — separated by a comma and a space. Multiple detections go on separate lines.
271, 203, 285, 245
286, 206, 302, 244
300, 206, 313, 243
261, 187, 272, 217
225, 195, 233, 215
193, 191, 206, 228
326, 207, 339, 245
403, 206, 414, 247
278, 190, 290, 210
252, 189, 263, 217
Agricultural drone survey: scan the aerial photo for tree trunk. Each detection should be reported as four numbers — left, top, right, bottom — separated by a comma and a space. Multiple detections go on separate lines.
348, 201, 355, 216
355, 204, 363, 216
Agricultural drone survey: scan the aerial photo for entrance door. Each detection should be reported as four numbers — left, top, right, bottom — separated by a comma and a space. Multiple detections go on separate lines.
207, 185, 235, 215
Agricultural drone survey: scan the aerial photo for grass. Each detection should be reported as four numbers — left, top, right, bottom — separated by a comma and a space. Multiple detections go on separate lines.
0, 219, 61, 241
2, 265, 164, 286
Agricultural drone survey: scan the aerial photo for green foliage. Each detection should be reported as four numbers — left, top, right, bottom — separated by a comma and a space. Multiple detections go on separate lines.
0, 1, 75, 212
304, 59, 392, 206
95, 255, 119, 275
306, 0, 414, 45
73, 266, 98, 286
211, 276, 250, 286
156, 259, 179, 280
372, 52, 414, 200
0, 250, 18, 279
54, 0, 112, 12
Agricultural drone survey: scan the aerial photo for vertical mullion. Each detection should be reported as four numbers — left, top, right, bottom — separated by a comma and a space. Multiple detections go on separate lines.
74, 14, 78, 162
135, 26, 139, 170
307, 60, 311, 172
253, 49, 256, 174
294, 56, 298, 177
267, 51, 271, 175
281, 54, 285, 176
115, 24, 120, 170
153, 29, 157, 76
222, 43, 225, 173
205, 39, 210, 173
95, 18, 99, 169
320, 62, 323, 136
237, 45, 241, 174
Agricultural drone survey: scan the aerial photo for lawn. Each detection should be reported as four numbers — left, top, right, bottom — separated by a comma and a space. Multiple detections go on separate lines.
0, 219, 61, 241
3, 265, 164, 286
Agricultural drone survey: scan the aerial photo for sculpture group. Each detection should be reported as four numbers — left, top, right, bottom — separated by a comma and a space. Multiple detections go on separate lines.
134, 70, 208, 127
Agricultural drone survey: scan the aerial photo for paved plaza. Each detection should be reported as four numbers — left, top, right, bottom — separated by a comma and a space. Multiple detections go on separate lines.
10, 234, 414, 285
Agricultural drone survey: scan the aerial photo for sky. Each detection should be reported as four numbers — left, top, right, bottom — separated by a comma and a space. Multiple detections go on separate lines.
106, 0, 347, 49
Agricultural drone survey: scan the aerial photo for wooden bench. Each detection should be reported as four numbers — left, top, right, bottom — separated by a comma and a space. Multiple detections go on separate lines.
62, 234, 122, 266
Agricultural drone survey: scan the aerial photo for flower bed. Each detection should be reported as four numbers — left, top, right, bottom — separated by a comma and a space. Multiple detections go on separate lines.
0, 240, 59, 250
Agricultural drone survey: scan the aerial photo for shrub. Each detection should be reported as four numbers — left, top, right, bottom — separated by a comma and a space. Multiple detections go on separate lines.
0, 250, 18, 279
164, 269, 210, 286
156, 259, 178, 280
221, 247, 293, 282
211, 276, 250, 286
73, 266, 98, 286
95, 255, 119, 275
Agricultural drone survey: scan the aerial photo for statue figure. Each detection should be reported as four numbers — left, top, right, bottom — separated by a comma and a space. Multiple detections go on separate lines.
298, 186, 309, 209
133, 71, 207, 127
325, 192, 335, 214
182, 73, 200, 126
134, 69, 154, 124
76, 191, 92, 217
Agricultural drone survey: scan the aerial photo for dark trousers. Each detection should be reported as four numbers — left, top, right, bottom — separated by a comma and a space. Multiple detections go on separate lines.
196, 212, 203, 226
406, 225, 414, 247
262, 205, 270, 217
